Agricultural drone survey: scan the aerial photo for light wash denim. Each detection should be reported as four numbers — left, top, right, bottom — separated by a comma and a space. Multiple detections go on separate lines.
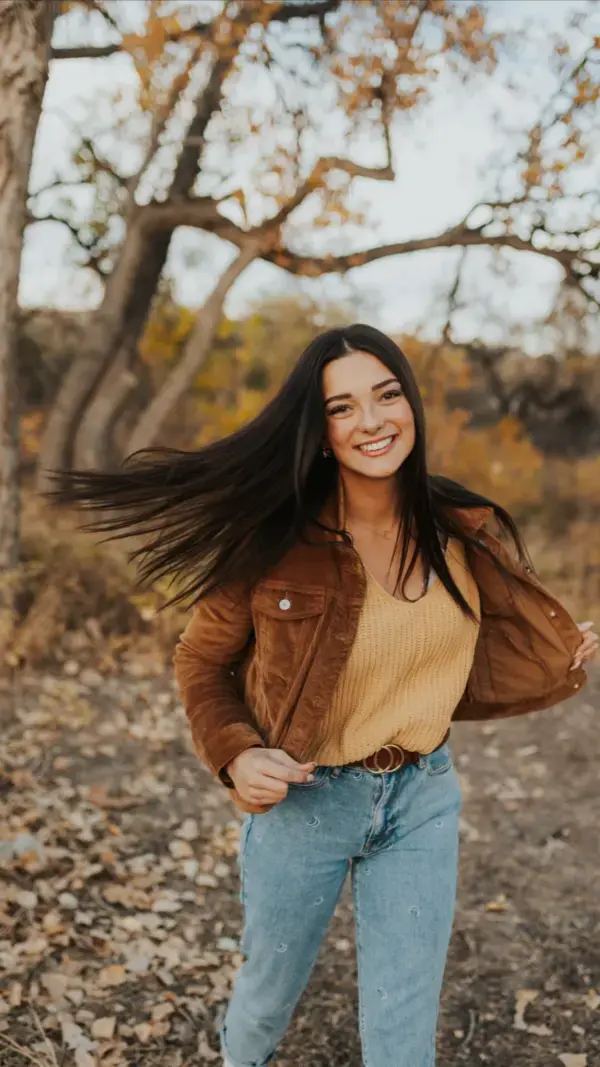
220, 742, 462, 1067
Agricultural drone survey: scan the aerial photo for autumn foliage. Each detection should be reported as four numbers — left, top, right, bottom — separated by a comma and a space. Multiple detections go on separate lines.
10, 290, 600, 671
3, 0, 600, 661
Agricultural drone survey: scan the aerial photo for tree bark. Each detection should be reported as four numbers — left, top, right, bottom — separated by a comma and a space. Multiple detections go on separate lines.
73, 343, 139, 468
126, 243, 258, 454
47, 10, 256, 479
0, 0, 53, 587
71, 230, 172, 470
37, 210, 152, 490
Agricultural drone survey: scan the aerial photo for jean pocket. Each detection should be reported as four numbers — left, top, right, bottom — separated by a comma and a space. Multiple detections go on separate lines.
426, 744, 453, 777
289, 765, 330, 790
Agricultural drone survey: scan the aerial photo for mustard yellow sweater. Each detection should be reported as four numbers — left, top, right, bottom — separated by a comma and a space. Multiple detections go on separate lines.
314, 538, 481, 764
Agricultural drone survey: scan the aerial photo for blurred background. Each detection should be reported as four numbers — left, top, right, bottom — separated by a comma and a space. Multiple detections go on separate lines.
1, 5, 600, 1066
4, 0, 600, 670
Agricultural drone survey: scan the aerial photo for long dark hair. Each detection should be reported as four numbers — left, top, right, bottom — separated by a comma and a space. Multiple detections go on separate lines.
49, 323, 531, 616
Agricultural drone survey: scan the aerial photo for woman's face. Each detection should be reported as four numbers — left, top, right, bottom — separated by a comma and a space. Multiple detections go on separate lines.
322, 349, 416, 479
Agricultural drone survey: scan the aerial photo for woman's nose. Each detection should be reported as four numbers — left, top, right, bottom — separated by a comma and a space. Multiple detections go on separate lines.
360, 406, 383, 434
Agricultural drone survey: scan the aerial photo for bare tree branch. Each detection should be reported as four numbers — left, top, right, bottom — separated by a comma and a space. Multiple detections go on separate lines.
262, 223, 579, 274
51, 0, 342, 60
143, 196, 223, 231
140, 186, 599, 312
263, 155, 395, 229
267, 0, 341, 24
27, 211, 91, 246
77, 135, 125, 183
27, 212, 107, 275
29, 176, 90, 197
89, 0, 120, 36
132, 39, 206, 193
51, 43, 121, 60
441, 250, 468, 345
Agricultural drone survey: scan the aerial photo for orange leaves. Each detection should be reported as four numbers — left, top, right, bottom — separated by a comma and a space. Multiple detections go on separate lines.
440, 3, 499, 71
122, 2, 188, 104
432, 411, 544, 512
20, 411, 44, 460
406, 338, 545, 512
140, 301, 195, 368
573, 77, 600, 108
518, 21, 599, 200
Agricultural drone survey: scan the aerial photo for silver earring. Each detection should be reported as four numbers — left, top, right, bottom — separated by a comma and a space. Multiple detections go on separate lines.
322, 446, 333, 458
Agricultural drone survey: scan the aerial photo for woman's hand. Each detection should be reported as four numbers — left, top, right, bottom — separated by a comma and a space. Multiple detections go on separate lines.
227, 747, 317, 806
570, 620, 599, 671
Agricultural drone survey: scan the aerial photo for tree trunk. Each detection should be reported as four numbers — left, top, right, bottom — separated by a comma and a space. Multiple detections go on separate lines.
71, 230, 172, 470
72, 344, 138, 468
37, 211, 152, 491
0, 0, 53, 595
47, 26, 252, 481
110, 360, 154, 461
69, 45, 249, 471
74, 335, 154, 467
126, 244, 258, 454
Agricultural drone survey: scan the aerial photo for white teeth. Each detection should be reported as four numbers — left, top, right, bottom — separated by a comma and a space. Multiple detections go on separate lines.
358, 436, 394, 453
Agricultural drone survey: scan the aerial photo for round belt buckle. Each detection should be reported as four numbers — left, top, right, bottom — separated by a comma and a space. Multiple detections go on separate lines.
365, 744, 406, 775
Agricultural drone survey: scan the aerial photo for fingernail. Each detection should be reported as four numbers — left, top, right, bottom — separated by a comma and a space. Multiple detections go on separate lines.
306, 774, 315, 782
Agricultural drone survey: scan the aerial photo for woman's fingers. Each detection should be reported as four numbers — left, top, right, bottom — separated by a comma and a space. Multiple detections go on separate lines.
570, 626, 599, 669
259, 749, 316, 784
230, 747, 317, 806
251, 792, 286, 805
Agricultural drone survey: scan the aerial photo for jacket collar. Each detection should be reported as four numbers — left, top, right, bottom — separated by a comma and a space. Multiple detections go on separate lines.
445, 505, 494, 534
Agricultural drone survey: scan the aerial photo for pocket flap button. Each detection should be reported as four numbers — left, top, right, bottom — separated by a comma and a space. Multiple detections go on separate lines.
279, 598, 291, 611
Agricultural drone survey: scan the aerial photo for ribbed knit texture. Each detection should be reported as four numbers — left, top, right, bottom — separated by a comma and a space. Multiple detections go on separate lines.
314, 538, 481, 763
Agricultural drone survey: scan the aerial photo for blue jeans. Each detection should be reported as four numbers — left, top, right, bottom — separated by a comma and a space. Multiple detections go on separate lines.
220, 743, 461, 1067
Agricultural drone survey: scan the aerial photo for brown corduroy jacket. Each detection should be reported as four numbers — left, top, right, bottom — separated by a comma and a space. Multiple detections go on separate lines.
173, 503, 587, 814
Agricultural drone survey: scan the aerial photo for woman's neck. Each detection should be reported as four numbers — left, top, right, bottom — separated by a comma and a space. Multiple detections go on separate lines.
339, 472, 399, 533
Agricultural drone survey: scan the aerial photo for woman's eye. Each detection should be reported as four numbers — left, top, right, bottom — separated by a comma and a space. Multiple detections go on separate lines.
381, 389, 403, 401
327, 404, 351, 416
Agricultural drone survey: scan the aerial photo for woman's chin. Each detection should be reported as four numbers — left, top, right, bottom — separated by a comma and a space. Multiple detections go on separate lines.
343, 456, 405, 480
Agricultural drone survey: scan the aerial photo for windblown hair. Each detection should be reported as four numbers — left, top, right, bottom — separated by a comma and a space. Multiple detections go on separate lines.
49, 323, 531, 615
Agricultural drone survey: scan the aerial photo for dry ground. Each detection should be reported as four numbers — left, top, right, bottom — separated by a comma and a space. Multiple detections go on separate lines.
1, 663, 599, 1067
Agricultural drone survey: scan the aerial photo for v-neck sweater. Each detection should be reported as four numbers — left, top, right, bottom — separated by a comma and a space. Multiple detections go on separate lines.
314, 538, 481, 763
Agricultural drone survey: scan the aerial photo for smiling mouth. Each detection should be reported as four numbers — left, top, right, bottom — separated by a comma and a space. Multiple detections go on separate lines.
355, 435, 398, 456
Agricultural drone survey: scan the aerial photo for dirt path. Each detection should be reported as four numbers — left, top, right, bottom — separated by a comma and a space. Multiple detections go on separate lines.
1, 666, 599, 1066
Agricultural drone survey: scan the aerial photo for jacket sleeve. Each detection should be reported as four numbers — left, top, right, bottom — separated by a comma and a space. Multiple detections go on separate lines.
173, 584, 264, 786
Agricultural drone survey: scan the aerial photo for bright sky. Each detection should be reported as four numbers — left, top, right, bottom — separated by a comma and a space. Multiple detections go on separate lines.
21, 0, 597, 347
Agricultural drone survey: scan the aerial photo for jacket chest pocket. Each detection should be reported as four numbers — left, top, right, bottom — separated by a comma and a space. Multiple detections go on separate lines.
251, 585, 327, 686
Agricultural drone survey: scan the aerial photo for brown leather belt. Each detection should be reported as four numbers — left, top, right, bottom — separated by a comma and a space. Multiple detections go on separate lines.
345, 728, 451, 776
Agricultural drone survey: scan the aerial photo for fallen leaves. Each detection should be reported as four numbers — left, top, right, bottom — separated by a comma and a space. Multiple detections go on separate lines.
2, 667, 598, 1066
513, 989, 553, 1037
102, 883, 153, 908
485, 892, 509, 912
0, 672, 243, 1063
585, 989, 600, 1010
91, 1015, 116, 1039
97, 964, 128, 988
86, 784, 148, 810
40, 972, 70, 1001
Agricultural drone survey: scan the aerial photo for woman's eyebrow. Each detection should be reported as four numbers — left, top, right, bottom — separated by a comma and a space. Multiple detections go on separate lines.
324, 378, 400, 404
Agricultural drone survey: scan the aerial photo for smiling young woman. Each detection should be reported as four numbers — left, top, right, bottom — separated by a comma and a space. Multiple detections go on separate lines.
51, 324, 597, 1067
